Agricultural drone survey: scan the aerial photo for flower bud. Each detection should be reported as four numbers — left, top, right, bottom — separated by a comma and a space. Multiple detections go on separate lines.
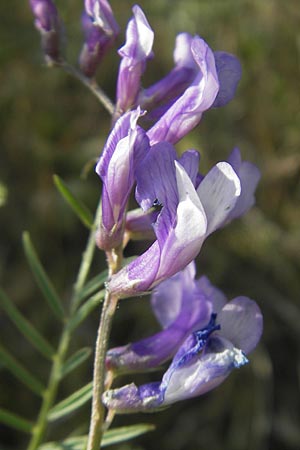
115, 5, 154, 117
79, 0, 119, 78
29, 0, 62, 63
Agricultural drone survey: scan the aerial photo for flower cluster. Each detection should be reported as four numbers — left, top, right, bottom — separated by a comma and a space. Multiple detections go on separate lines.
29, 0, 119, 74
94, 4, 262, 414
29, 1, 263, 415
103, 262, 262, 412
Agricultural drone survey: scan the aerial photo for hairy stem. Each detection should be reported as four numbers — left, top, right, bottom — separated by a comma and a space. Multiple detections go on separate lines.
27, 199, 102, 450
86, 291, 119, 450
87, 249, 122, 450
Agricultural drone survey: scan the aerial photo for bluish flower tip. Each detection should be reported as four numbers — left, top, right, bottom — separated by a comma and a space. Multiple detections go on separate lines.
233, 351, 249, 369
176, 314, 221, 368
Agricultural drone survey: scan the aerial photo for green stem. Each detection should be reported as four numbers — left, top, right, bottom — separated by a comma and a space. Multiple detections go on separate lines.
27, 198, 102, 450
87, 248, 123, 450
58, 61, 115, 115
72, 200, 103, 312
27, 329, 70, 450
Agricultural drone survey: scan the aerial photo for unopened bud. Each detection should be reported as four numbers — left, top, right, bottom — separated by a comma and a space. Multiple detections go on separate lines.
79, 0, 119, 78
29, 0, 62, 64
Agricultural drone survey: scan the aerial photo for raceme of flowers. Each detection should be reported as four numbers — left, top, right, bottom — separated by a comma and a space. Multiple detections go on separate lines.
30, 0, 263, 415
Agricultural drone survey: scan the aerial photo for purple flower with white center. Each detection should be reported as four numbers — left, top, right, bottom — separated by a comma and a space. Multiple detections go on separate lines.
95, 107, 149, 251
29, 0, 61, 63
147, 36, 219, 145
102, 296, 263, 413
106, 262, 214, 375
108, 143, 242, 297
79, 0, 119, 78
115, 5, 154, 118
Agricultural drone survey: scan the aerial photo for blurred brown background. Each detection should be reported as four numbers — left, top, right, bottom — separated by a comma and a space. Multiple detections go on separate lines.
1, 1, 300, 449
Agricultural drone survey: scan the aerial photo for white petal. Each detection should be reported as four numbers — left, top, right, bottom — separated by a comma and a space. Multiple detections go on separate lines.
218, 296, 263, 354
197, 162, 241, 235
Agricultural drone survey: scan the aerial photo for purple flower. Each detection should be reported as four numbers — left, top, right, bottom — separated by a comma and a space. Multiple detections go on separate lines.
124, 208, 156, 242
108, 143, 242, 297
147, 36, 219, 145
79, 0, 119, 78
226, 147, 261, 220
115, 5, 154, 117
212, 52, 242, 108
106, 262, 214, 375
138, 33, 196, 115
95, 107, 149, 251
102, 295, 263, 413
29, 0, 61, 63
139, 35, 241, 125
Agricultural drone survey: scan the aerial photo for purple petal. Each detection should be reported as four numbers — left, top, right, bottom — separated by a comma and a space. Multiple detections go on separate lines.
151, 261, 196, 328
135, 142, 179, 242
154, 162, 207, 281
30, 0, 58, 32
197, 161, 241, 235
95, 108, 149, 249
116, 5, 154, 114
85, 0, 119, 36
147, 36, 219, 145
178, 150, 200, 186
106, 293, 209, 374
196, 275, 227, 313
106, 261, 211, 374
163, 335, 248, 405
213, 52, 242, 107
79, 2, 119, 77
138, 33, 196, 111
108, 160, 208, 296
125, 208, 155, 241
29, 0, 61, 62
227, 148, 261, 221
218, 296, 263, 354
108, 240, 161, 296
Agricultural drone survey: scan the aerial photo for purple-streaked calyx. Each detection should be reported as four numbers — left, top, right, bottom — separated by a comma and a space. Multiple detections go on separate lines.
95, 107, 149, 251
79, 0, 119, 78
115, 5, 154, 118
103, 295, 263, 413
29, 0, 62, 63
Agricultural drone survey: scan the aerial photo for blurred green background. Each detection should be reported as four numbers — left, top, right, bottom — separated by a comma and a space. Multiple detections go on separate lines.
1, 0, 300, 449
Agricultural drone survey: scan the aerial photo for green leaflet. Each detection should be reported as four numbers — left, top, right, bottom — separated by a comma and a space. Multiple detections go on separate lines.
59, 347, 92, 379
74, 256, 137, 306
67, 290, 105, 332
0, 287, 54, 359
76, 271, 108, 304
47, 382, 93, 421
53, 175, 94, 229
38, 424, 155, 449
0, 344, 45, 396
0, 408, 33, 433
23, 232, 65, 321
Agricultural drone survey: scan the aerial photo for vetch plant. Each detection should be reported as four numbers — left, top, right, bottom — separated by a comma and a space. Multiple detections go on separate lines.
0, 2, 263, 450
